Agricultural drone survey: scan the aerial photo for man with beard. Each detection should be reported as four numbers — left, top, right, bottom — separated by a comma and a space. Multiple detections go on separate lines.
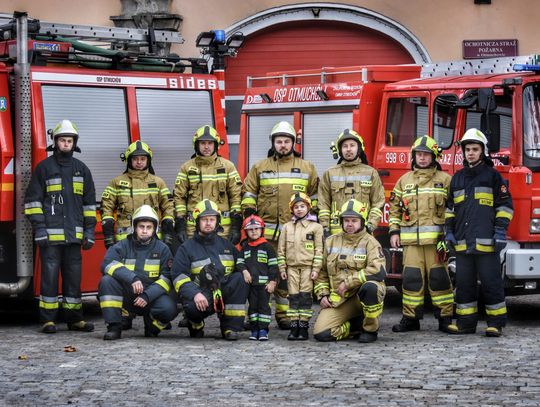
318, 129, 385, 237
241, 121, 318, 329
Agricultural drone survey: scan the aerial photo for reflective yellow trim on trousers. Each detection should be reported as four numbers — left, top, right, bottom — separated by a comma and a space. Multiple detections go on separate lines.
431, 293, 454, 305
100, 300, 123, 308
275, 304, 288, 312
335, 321, 350, 341
363, 302, 383, 318
39, 301, 59, 309
456, 306, 478, 316
223, 309, 246, 317
62, 303, 82, 310
402, 294, 424, 306
485, 306, 507, 316
476, 243, 495, 253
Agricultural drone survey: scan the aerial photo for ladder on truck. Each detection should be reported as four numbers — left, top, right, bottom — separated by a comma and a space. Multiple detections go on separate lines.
421, 55, 540, 78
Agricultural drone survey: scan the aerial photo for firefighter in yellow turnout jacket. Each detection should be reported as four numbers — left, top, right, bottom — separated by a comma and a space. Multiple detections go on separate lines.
242, 121, 319, 329
314, 200, 386, 343
173, 125, 243, 244
389, 136, 454, 333
101, 141, 175, 247
318, 129, 385, 236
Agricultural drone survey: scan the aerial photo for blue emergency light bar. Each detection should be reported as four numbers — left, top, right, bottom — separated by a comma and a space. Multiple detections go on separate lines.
513, 64, 540, 72
213, 30, 226, 44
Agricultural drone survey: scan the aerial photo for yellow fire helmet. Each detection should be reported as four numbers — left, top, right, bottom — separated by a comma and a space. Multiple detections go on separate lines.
288, 192, 312, 212
411, 135, 441, 159
193, 125, 221, 152
192, 199, 221, 221
340, 199, 368, 222
124, 140, 153, 160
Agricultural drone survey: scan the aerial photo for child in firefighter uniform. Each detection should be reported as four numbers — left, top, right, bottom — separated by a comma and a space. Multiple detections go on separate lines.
173, 125, 243, 244
101, 140, 175, 248
313, 199, 386, 343
318, 129, 385, 236
171, 199, 248, 340
98, 205, 177, 340
445, 129, 513, 337
389, 136, 454, 333
241, 121, 319, 329
277, 193, 324, 340
236, 215, 278, 341
24, 120, 96, 334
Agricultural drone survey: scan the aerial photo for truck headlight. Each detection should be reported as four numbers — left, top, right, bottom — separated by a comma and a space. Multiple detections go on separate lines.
531, 219, 540, 233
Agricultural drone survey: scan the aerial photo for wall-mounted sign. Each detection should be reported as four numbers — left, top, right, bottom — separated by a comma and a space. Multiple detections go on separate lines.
463, 39, 518, 59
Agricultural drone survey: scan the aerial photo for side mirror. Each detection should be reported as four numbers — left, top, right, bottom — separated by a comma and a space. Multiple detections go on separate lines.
455, 89, 478, 108
481, 113, 500, 152
478, 88, 497, 112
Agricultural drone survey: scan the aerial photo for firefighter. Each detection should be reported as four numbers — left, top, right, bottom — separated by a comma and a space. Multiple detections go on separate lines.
101, 140, 175, 247
98, 205, 177, 340
318, 129, 385, 236
173, 125, 243, 244
241, 121, 319, 329
171, 199, 248, 340
389, 135, 454, 333
445, 128, 513, 337
101, 140, 175, 330
24, 119, 96, 334
313, 199, 386, 343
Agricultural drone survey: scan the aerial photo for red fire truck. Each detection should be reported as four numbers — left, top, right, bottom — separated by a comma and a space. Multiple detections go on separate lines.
240, 56, 540, 295
0, 12, 229, 297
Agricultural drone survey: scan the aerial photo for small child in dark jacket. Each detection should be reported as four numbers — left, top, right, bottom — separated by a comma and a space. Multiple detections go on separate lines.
236, 215, 278, 341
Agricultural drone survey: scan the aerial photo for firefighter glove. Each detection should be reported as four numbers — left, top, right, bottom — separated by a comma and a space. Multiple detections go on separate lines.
494, 227, 507, 253
34, 228, 48, 248
161, 218, 175, 246
175, 217, 188, 244
323, 227, 330, 239
229, 212, 243, 245
199, 263, 220, 291
243, 207, 257, 218
445, 231, 457, 250
102, 218, 115, 249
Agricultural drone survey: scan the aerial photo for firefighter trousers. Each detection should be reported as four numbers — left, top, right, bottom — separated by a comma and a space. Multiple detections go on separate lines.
98, 275, 178, 331
401, 245, 454, 320
182, 272, 248, 332
287, 266, 314, 322
455, 253, 507, 329
313, 281, 385, 341
269, 240, 289, 324
247, 285, 271, 331
38, 244, 84, 324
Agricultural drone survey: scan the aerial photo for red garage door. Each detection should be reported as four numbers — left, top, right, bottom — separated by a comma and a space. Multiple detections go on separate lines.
225, 20, 416, 97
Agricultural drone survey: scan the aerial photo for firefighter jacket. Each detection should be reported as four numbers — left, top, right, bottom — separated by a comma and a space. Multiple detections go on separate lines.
445, 162, 513, 254
388, 167, 451, 246
171, 232, 238, 300
24, 151, 96, 245
101, 235, 173, 303
318, 159, 385, 234
173, 154, 242, 227
101, 169, 174, 240
236, 238, 279, 285
314, 228, 386, 308
277, 214, 324, 274
241, 154, 318, 241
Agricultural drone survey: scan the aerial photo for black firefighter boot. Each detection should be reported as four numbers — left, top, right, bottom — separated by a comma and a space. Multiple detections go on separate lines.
287, 320, 299, 340
297, 320, 309, 341
392, 316, 420, 333
103, 323, 122, 340
438, 316, 452, 333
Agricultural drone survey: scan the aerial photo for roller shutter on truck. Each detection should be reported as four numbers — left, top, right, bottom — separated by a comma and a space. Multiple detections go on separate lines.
136, 89, 215, 188
248, 114, 293, 169
41, 85, 129, 197
302, 112, 353, 176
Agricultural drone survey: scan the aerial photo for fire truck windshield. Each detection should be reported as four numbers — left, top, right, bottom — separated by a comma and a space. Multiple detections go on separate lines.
523, 84, 540, 166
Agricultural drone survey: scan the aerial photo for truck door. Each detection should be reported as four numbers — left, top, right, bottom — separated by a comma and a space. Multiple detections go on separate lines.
302, 111, 353, 176
136, 89, 215, 189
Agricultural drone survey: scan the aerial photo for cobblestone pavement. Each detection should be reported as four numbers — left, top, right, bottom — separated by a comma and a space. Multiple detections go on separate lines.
1, 290, 540, 406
